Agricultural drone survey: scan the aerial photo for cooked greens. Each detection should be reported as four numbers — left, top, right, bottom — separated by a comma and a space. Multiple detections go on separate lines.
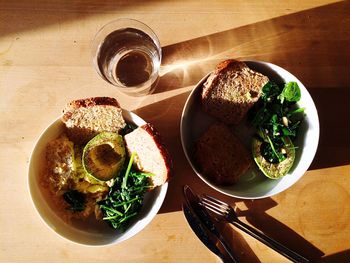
63, 190, 86, 212
250, 81, 304, 178
98, 153, 153, 230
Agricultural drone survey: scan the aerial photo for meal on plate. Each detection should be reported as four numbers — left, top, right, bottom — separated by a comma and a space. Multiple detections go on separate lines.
195, 59, 305, 184
41, 97, 171, 230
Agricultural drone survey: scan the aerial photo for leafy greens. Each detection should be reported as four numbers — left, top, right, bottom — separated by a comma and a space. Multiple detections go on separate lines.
98, 152, 153, 230
63, 190, 86, 212
251, 81, 304, 163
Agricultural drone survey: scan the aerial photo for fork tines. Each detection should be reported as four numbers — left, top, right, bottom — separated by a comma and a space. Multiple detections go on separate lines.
201, 194, 230, 216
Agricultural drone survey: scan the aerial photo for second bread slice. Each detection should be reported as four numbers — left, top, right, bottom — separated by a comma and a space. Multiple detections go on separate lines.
195, 123, 251, 185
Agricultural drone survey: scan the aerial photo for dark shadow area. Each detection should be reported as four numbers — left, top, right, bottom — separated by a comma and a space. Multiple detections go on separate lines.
153, 0, 350, 171
133, 91, 324, 260
320, 250, 350, 263
0, 0, 151, 37
308, 88, 350, 170
131, 0, 350, 216
128, 2, 350, 262
237, 198, 324, 261
217, 223, 262, 263
154, 1, 349, 95
128, 3, 350, 260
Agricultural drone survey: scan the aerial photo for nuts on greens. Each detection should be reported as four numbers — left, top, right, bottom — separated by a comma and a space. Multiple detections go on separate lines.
250, 81, 305, 179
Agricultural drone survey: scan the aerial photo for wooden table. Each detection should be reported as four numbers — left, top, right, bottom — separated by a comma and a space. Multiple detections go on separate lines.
1, 1, 350, 262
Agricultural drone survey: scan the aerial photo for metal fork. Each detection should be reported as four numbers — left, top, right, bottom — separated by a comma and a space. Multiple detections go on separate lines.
202, 194, 310, 263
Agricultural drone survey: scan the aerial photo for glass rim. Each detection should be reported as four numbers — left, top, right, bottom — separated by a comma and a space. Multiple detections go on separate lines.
91, 18, 162, 91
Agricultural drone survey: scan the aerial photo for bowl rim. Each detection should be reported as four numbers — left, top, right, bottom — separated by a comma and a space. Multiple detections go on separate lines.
180, 60, 320, 199
27, 110, 168, 246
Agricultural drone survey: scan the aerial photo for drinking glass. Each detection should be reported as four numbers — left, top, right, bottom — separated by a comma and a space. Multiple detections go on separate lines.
92, 18, 162, 96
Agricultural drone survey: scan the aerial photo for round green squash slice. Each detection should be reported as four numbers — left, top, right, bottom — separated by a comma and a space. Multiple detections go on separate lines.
83, 132, 125, 181
252, 136, 295, 179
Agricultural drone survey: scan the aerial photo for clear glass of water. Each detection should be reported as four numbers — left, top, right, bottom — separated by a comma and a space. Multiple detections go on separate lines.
92, 18, 162, 95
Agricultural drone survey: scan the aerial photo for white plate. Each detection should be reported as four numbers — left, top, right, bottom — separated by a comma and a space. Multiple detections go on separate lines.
180, 60, 319, 199
28, 110, 168, 246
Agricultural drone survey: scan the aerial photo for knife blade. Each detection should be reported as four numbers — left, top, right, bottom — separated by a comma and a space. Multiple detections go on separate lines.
183, 185, 238, 263
182, 203, 226, 262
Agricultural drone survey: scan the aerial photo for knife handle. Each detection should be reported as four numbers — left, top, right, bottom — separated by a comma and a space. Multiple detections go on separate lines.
217, 237, 239, 263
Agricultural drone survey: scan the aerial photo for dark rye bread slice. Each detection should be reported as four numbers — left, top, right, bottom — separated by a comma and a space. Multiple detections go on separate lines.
124, 123, 171, 187
202, 60, 269, 125
195, 123, 251, 185
62, 97, 126, 144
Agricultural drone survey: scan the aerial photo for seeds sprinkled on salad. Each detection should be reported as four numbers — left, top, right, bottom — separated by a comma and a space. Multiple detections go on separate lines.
250, 81, 305, 178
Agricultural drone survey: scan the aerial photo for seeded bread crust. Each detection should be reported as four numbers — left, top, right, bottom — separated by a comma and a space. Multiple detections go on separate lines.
63, 97, 121, 110
62, 97, 126, 144
124, 123, 172, 187
195, 123, 251, 185
201, 60, 269, 125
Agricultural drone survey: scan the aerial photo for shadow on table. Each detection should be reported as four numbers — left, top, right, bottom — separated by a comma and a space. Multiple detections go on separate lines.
133, 0, 350, 215
307, 88, 350, 170
236, 198, 324, 262
320, 250, 350, 263
151, 0, 350, 173
0, 0, 157, 37
131, 2, 350, 261
134, 91, 324, 261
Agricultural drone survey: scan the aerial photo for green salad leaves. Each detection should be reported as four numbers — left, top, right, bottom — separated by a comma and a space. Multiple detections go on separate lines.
98, 153, 153, 230
251, 81, 304, 165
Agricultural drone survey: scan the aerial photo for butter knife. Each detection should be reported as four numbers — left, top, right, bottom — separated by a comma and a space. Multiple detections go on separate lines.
183, 185, 238, 263
183, 203, 227, 262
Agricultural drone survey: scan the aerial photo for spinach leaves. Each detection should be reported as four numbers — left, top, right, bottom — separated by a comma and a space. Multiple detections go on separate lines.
251, 81, 304, 163
63, 190, 86, 212
98, 153, 153, 230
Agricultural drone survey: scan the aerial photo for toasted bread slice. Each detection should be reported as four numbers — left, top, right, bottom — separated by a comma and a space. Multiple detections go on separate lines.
124, 123, 171, 187
202, 60, 269, 125
62, 97, 126, 144
195, 123, 251, 185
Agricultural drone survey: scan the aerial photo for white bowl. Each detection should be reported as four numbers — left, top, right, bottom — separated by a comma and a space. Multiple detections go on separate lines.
180, 60, 319, 199
28, 110, 168, 246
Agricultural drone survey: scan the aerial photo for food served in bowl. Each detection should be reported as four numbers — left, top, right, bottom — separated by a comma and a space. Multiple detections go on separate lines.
29, 97, 171, 245
181, 60, 319, 199
250, 80, 304, 179
195, 123, 251, 185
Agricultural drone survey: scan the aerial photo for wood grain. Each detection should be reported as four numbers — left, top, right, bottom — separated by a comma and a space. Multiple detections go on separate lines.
1, 0, 349, 262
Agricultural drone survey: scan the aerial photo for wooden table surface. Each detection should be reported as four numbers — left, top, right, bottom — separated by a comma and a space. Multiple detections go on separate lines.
1, 0, 350, 262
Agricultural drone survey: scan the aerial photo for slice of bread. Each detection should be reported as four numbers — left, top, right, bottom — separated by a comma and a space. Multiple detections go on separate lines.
124, 123, 171, 187
62, 97, 126, 144
201, 60, 269, 125
195, 123, 251, 185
